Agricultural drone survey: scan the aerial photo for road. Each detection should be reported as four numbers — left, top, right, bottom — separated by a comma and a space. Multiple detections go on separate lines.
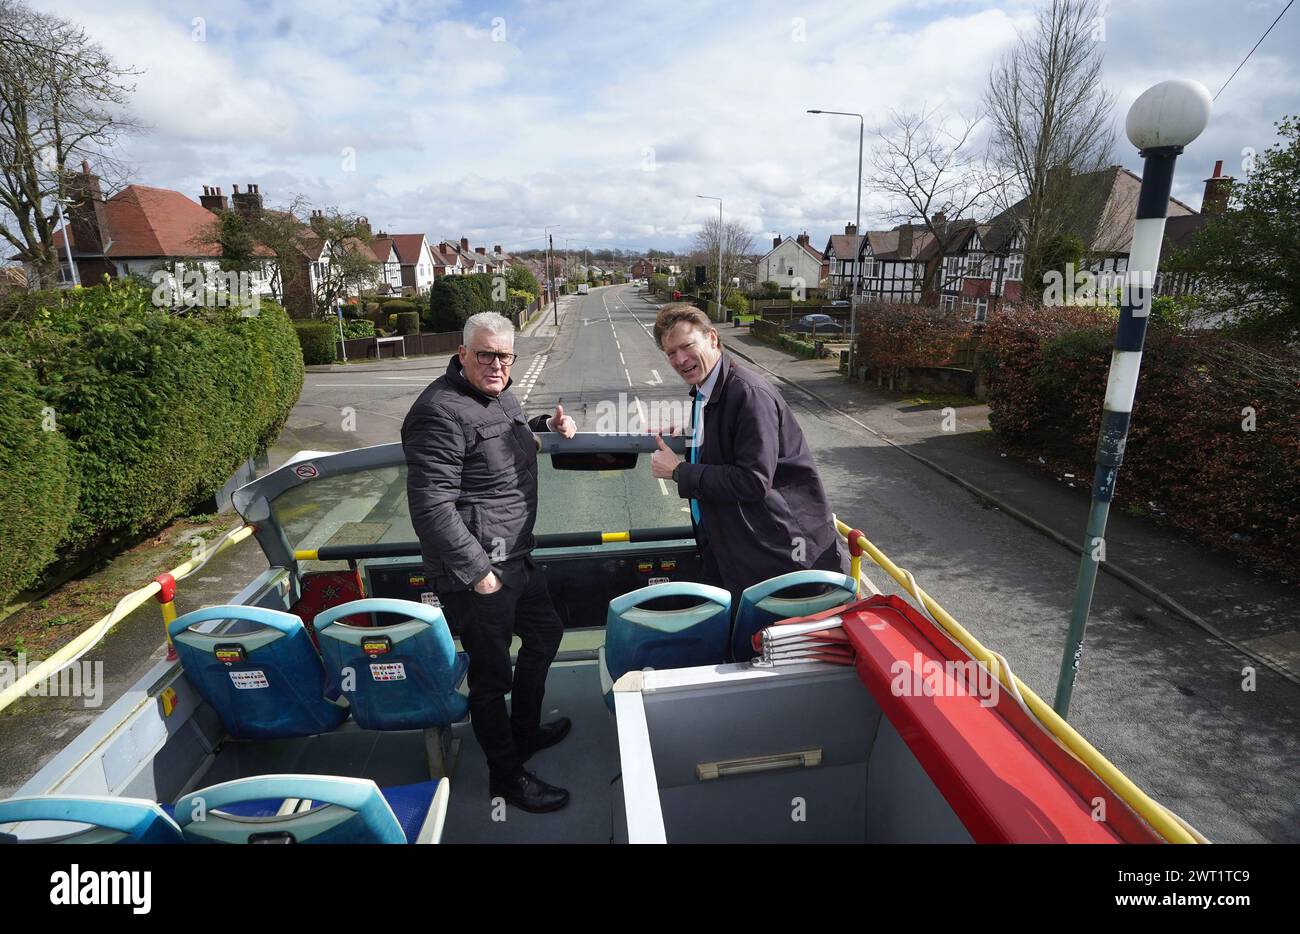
5, 283, 1295, 842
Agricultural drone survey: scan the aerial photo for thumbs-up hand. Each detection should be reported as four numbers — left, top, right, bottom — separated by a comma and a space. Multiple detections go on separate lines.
547, 403, 576, 439
651, 432, 681, 480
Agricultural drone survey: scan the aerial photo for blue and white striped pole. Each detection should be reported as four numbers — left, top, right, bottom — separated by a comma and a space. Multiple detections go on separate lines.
1053, 80, 1212, 718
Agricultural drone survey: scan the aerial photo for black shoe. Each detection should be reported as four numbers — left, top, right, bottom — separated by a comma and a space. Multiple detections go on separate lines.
489, 770, 570, 813
518, 717, 572, 762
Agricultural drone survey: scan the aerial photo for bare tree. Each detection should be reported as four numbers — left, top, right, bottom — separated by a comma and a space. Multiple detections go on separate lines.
0, 0, 140, 287
984, 0, 1117, 296
193, 196, 377, 318
869, 106, 1008, 302
692, 215, 754, 301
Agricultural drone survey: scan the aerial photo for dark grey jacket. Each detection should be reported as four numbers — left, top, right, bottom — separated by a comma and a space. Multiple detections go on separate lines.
674, 353, 844, 595
401, 357, 551, 591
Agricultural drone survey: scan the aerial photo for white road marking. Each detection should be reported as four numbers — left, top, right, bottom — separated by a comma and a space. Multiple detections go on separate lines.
657, 478, 669, 496
624, 368, 632, 386
619, 351, 626, 365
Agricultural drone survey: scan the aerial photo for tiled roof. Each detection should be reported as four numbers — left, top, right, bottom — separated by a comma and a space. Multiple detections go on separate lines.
824, 234, 865, 259
390, 234, 428, 265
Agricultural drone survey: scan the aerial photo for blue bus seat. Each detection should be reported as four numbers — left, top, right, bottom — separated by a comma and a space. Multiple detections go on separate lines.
313, 598, 469, 731
600, 582, 731, 710
0, 795, 183, 844
732, 570, 858, 661
173, 774, 450, 844
169, 605, 348, 740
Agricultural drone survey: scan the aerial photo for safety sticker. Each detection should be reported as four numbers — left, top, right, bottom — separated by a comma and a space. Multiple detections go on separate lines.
230, 670, 269, 690
370, 662, 407, 682
648, 577, 669, 585
294, 463, 319, 480
420, 592, 441, 607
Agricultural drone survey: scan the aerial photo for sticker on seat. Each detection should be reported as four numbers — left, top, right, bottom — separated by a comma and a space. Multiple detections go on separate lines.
229, 670, 269, 689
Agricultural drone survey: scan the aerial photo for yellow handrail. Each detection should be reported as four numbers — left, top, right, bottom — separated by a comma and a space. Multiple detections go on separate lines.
835, 519, 1199, 844
0, 525, 256, 715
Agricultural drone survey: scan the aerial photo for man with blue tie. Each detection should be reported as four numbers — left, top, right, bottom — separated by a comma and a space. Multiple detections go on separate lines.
648, 303, 846, 610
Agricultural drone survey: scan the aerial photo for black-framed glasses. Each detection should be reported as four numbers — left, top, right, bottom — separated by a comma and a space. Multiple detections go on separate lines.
473, 350, 517, 366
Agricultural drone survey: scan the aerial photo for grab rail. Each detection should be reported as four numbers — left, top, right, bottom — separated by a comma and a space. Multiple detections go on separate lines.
0, 525, 256, 714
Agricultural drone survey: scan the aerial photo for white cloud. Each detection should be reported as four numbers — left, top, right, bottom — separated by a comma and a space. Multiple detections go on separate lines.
30, 0, 1300, 251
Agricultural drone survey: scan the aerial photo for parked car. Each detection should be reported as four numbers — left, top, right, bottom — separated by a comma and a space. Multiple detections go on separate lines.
578, 283, 589, 295
786, 313, 845, 335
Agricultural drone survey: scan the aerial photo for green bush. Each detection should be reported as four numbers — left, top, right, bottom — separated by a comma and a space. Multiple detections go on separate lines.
383, 299, 417, 312
0, 356, 78, 602
395, 311, 420, 335
427, 276, 487, 331
294, 320, 337, 365
5, 279, 303, 570
322, 315, 376, 340
724, 292, 749, 315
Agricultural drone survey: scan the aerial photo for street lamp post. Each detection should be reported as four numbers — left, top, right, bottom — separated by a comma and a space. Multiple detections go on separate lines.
1053, 79, 1212, 718
696, 195, 723, 321
807, 109, 863, 379
543, 224, 560, 326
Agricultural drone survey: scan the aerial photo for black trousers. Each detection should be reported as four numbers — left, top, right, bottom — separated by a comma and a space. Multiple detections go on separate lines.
437, 556, 564, 782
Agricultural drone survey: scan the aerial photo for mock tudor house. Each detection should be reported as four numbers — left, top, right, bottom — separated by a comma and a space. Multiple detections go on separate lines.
390, 233, 436, 295
822, 223, 865, 299
631, 258, 654, 279
857, 223, 934, 304
756, 232, 827, 291
367, 235, 404, 294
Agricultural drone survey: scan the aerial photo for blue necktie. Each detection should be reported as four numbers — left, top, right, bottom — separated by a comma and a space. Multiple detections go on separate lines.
689, 392, 703, 524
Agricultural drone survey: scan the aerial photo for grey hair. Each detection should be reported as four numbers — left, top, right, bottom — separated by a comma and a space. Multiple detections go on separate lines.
463, 311, 515, 347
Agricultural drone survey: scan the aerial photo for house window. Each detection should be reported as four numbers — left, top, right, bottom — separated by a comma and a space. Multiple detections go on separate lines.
1006, 256, 1023, 281
975, 298, 989, 322
943, 295, 956, 312
787, 266, 794, 276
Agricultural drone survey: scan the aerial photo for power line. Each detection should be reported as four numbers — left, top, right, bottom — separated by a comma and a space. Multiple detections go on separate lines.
1214, 0, 1295, 101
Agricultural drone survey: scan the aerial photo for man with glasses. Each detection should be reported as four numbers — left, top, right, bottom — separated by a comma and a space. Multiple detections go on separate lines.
648, 304, 847, 630
402, 311, 577, 813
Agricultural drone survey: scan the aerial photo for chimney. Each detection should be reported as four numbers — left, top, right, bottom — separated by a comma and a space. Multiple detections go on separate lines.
844, 222, 857, 236
65, 161, 109, 256
897, 224, 913, 258
1047, 163, 1071, 192
309, 209, 327, 236
773, 235, 782, 249
475, 246, 486, 255
931, 211, 947, 231
231, 182, 263, 221
493, 244, 502, 254
199, 185, 229, 214
1201, 160, 1233, 215
796, 231, 809, 246
460, 237, 470, 252
356, 216, 372, 238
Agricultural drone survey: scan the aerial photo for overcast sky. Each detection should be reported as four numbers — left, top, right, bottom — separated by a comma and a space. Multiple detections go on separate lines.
36, 0, 1300, 254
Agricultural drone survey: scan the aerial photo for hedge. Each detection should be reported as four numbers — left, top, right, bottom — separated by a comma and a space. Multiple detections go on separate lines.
983, 304, 1300, 572
395, 311, 419, 335
1, 278, 304, 587
294, 320, 336, 364
0, 355, 78, 602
